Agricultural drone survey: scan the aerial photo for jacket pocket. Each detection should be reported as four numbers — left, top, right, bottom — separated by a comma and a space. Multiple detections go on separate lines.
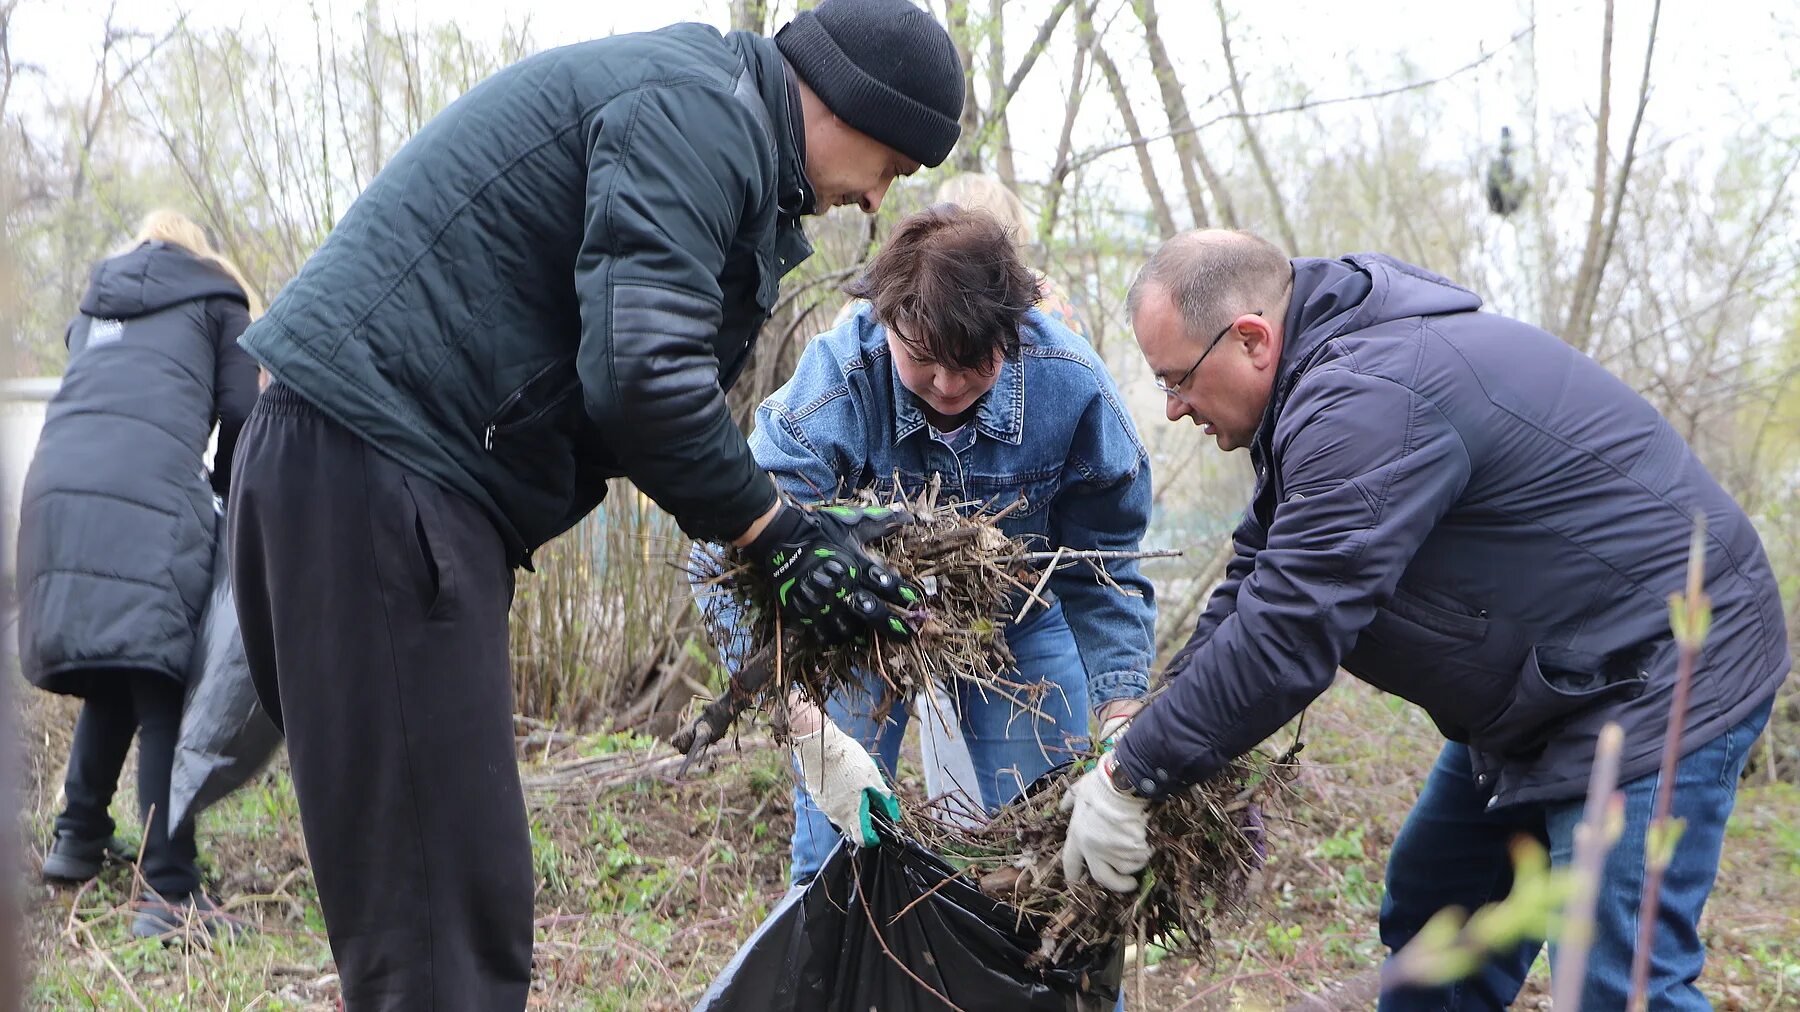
1472, 641, 1657, 758
483, 360, 582, 451
1375, 584, 1490, 643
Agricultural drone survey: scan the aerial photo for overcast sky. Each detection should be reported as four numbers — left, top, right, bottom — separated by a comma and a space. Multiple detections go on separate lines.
11, 0, 1795, 190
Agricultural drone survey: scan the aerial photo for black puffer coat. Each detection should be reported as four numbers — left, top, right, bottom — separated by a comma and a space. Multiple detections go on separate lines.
16, 240, 260, 696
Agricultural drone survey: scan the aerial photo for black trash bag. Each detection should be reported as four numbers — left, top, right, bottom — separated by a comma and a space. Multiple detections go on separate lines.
169, 536, 281, 830
696, 813, 1122, 1012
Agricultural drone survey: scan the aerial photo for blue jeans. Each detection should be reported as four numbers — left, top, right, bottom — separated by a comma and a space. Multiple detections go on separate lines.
790, 600, 1092, 885
1379, 698, 1773, 1010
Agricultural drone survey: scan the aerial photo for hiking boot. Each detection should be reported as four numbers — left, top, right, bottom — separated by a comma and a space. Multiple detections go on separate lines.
41, 832, 137, 883
131, 891, 247, 942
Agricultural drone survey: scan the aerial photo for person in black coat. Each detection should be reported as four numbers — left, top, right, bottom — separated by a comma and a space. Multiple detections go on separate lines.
227, 2, 963, 1005
16, 209, 262, 940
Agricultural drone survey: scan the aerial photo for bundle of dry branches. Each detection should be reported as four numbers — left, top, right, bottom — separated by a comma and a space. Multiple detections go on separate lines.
691, 487, 1284, 965
910, 742, 1301, 966
689, 484, 1119, 726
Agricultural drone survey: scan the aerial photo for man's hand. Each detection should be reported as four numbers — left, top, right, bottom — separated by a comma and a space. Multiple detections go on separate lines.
746, 502, 923, 644
1060, 752, 1152, 892
1096, 697, 1144, 748
794, 719, 897, 847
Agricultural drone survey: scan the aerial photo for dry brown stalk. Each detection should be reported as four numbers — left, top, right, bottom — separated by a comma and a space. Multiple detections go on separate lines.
690, 490, 1085, 730
901, 741, 1302, 968
691, 493, 1279, 966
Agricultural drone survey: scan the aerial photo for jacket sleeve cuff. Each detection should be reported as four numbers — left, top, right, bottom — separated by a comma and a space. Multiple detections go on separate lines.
1088, 669, 1149, 712
1113, 736, 1179, 802
674, 474, 778, 544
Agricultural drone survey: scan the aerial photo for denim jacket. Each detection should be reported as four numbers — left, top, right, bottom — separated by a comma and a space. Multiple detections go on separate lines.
748, 303, 1156, 707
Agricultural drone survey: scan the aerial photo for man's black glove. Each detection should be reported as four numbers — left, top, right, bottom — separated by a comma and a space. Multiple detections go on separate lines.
746, 503, 923, 644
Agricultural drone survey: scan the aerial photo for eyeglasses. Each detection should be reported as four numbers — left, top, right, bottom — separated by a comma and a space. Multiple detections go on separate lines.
1152, 310, 1264, 400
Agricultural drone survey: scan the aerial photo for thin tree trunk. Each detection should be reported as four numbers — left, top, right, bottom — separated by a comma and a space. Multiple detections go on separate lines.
1564, 0, 1616, 350
0, 0, 20, 122
1214, 0, 1297, 250
1085, 12, 1177, 238
975, 0, 1074, 152
1039, 9, 1093, 237
363, 0, 386, 175
987, 0, 1015, 189
1581, 0, 1663, 352
946, 0, 982, 172
1133, 0, 1235, 228
728, 0, 768, 33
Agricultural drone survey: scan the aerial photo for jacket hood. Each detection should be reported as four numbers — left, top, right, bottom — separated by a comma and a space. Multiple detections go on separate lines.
1280, 253, 1483, 366
1250, 254, 1483, 461
78, 241, 247, 320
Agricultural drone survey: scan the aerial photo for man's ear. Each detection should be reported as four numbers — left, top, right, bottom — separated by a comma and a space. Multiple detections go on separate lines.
1244, 316, 1282, 371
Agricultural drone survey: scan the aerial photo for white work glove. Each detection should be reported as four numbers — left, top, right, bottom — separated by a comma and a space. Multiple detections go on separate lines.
1060, 752, 1152, 892
794, 720, 898, 847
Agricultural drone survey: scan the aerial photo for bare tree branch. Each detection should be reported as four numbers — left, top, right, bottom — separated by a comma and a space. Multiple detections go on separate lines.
1083, 4, 1176, 238
1132, 0, 1232, 228
1040, 3, 1095, 237
0, 0, 21, 122
1564, 0, 1618, 350
328, 3, 368, 194
728, 0, 770, 33
960, 0, 1076, 167
1214, 0, 1296, 250
1062, 24, 1533, 179
946, 0, 981, 171
1577, 0, 1663, 352
72, 5, 178, 202
986, 0, 1015, 189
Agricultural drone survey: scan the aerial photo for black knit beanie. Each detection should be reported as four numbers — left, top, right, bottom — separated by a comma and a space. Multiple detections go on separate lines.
775, 0, 964, 168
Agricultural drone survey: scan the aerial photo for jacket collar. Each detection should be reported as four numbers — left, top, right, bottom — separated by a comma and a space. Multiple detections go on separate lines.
1250, 257, 1363, 465
889, 345, 1026, 447
728, 32, 814, 273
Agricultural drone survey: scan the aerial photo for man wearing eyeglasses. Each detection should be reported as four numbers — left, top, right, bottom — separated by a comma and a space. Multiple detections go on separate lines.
1058, 229, 1787, 1009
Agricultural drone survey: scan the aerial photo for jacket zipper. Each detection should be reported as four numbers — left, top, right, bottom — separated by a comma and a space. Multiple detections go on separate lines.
483, 360, 575, 452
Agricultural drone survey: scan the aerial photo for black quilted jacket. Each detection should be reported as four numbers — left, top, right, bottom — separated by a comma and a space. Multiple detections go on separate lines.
240, 25, 813, 565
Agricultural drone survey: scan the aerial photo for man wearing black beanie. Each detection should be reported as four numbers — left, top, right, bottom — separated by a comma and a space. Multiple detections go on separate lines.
778, 0, 963, 206
226, 2, 962, 1008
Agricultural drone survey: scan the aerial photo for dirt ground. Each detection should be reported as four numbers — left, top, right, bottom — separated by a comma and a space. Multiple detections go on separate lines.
17, 677, 1800, 1009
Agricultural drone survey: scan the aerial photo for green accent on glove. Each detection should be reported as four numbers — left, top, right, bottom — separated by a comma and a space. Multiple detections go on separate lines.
778, 577, 796, 606
887, 617, 908, 635
822, 505, 859, 520
855, 787, 901, 846
898, 586, 920, 604
813, 547, 837, 559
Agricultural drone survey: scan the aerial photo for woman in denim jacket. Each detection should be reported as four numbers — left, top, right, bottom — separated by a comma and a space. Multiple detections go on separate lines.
750, 204, 1157, 885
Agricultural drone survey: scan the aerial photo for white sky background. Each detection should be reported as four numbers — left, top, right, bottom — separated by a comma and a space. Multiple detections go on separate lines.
12, 0, 1796, 196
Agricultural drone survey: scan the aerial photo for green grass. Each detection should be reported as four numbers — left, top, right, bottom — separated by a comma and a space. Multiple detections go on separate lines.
21, 679, 1800, 1010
